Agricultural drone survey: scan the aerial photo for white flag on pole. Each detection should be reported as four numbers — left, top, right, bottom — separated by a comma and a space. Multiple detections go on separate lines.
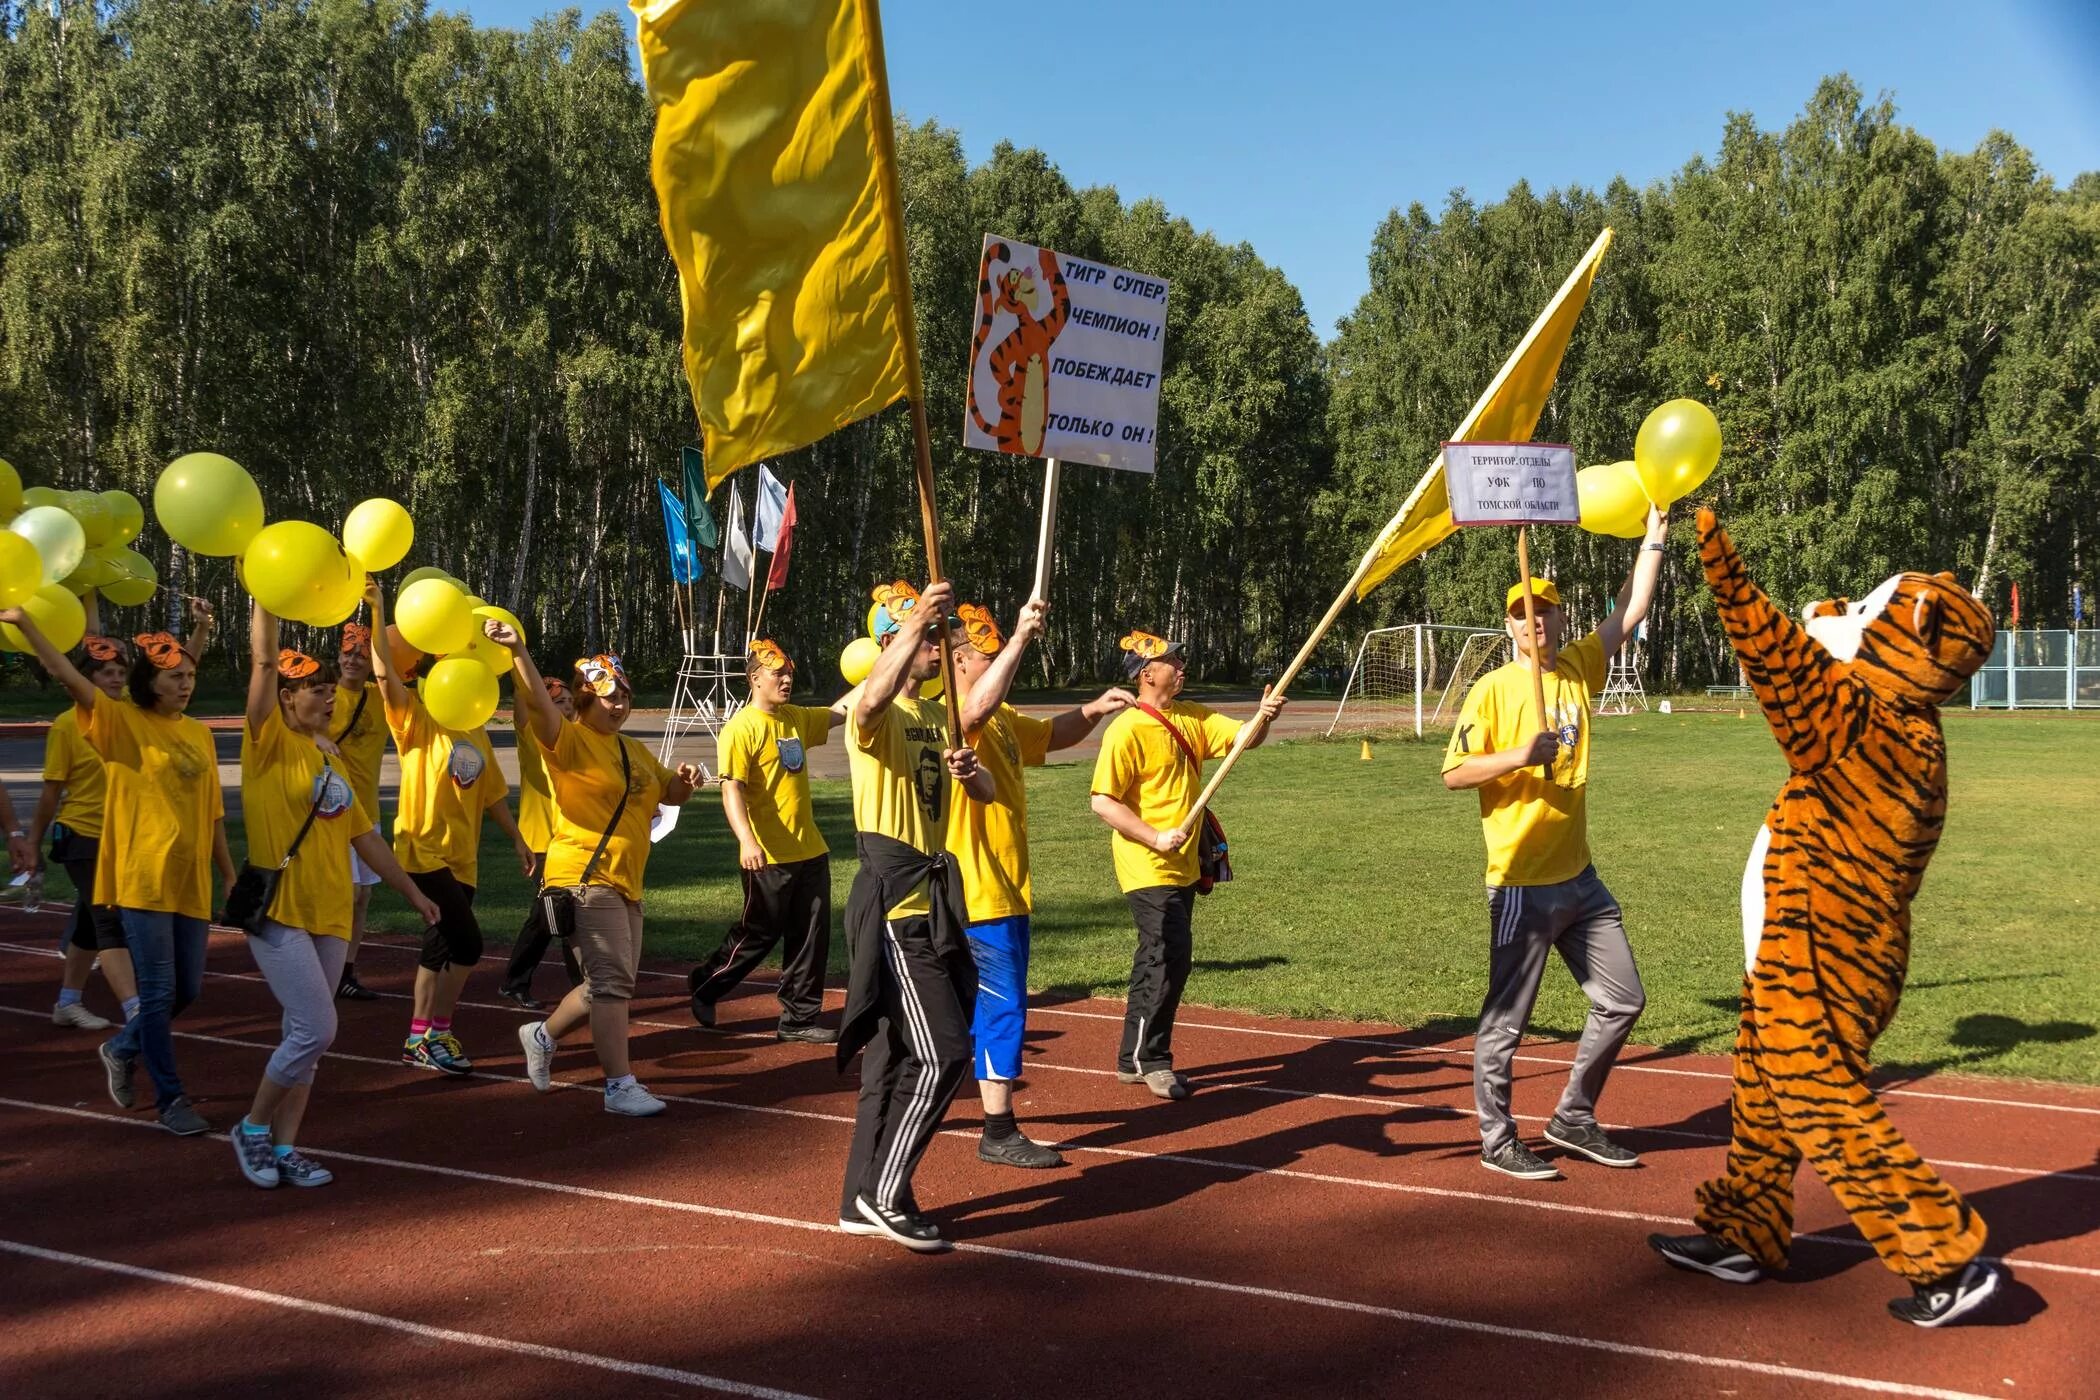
754, 465, 788, 552
722, 484, 754, 592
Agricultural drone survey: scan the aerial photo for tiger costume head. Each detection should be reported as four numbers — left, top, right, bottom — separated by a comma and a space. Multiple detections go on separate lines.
1798, 570, 1995, 707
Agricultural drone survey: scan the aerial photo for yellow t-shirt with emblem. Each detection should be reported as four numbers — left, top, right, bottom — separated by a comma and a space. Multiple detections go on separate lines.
540, 719, 676, 902
717, 702, 832, 864
383, 689, 506, 885
1440, 632, 1606, 887
947, 704, 1053, 922
330, 681, 388, 826
43, 707, 107, 839
516, 726, 556, 852
80, 694, 224, 918
848, 691, 950, 917
1090, 701, 1243, 893
241, 708, 373, 940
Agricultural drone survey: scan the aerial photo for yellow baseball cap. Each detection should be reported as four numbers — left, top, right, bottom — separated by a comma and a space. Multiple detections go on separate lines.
1505, 577, 1562, 614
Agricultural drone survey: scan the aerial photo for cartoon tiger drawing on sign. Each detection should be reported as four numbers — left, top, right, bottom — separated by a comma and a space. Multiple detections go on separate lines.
968, 242, 1071, 457
1649, 509, 2002, 1328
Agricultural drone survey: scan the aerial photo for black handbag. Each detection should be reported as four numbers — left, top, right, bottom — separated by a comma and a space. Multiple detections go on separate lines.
541, 735, 633, 937
224, 768, 330, 936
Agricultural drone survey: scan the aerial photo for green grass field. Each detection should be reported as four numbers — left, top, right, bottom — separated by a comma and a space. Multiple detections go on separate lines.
47, 706, 2087, 1083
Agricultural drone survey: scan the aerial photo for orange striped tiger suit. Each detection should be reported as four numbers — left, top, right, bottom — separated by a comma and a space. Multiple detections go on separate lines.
1693, 508, 1995, 1285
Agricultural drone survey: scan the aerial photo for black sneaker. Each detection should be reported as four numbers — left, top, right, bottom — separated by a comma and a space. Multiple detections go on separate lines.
1480, 1140, 1560, 1180
336, 970, 379, 1002
1649, 1232, 1763, 1284
691, 998, 717, 1030
1888, 1261, 2000, 1327
158, 1096, 211, 1137
853, 1194, 948, 1253
1543, 1117, 1640, 1168
979, 1133, 1065, 1169
498, 987, 545, 1012
99, 1039, 137, 1110
776, 1024, 838, 1045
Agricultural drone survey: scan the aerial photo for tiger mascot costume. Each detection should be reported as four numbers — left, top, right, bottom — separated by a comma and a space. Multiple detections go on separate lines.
1649, 509, 2001, 1328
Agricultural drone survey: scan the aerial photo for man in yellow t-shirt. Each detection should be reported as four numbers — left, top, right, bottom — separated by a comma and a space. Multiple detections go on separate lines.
330, 622, 389, 1002
836, 579, 992, 1253
947, 598, 1132, 1167
688, 640, 841, 1041
1440, 509, 1666, 1183
500, 678, 584, 1009
1090, 630, 1286, 1101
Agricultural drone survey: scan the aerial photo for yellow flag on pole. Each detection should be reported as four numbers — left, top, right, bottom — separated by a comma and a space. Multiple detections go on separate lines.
1352, 228, 1615, 599
632, 0, 914, 489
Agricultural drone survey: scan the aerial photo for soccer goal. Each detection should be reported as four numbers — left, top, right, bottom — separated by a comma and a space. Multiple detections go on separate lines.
1326, 624, 1509, 737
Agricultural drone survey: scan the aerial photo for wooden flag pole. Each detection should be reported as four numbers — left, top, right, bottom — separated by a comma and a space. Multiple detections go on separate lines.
752, 571, 774, 639
1030, 457, 1062, 604
1513, 525, 1550, 767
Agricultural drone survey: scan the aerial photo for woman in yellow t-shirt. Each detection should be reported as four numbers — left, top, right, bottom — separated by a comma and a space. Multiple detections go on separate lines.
483, 620, 698, 1118
31, 636, 140, 1030
367, 580, 533, 1077
230, 601, 439, 1191
3, 607, 236, 1137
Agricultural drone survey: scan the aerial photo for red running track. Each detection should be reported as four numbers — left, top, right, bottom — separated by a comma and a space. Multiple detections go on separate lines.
1, 909, 2095, 1399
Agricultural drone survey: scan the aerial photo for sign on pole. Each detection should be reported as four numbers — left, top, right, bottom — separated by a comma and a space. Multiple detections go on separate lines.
963, 234, 1169, 474
1444, 442, 1580, 526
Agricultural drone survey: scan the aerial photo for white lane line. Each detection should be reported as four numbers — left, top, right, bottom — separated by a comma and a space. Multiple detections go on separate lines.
0, 1099, 2007, 1400
0, 1235, 824, 1399
3, 1015, 2094, 1283
5, 940, 2087, 1188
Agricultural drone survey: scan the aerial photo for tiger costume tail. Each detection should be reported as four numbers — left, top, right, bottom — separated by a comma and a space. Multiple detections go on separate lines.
1691, 508, 1991, 1285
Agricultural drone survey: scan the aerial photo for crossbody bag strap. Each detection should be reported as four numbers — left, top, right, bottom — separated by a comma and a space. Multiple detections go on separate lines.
1135, 701, 1206, 778
275, 761, 332, 872
580, 735, 632, 885
332, 685, 369, 745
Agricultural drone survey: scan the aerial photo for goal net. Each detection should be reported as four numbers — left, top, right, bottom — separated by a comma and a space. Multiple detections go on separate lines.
1326, 625, 1509, 737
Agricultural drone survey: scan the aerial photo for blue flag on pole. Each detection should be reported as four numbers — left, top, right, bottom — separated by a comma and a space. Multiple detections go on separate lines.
658, 480, 698, 585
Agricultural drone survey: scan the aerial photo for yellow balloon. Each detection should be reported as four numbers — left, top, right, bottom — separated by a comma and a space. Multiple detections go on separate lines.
1, 583, 86, 654
923, 673, 944, 701
0, 458, 22, 518
396, 576, 474, 654
1576, 461, 1650, 539
292, 552, 364, 627
22, 485, 63, 511
865, 602, 883, 639
100, 547, 157, 608
154, 452, 265, 557
398, 565, 451, 591
63, 489, 114, 548
471, 603, 527, 648
61, 548, 120, 594
0, 532, 41, 608
102, 489, 145, 545
11, 505, 86, 584
420, 656, 499, 731
1633, 398, 1722, 506
244, 520, 348, 618
840, 636, 879, 686
344, 498, 415, 571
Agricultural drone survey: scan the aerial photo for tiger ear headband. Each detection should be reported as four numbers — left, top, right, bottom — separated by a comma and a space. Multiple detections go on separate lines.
573, 653, 628, 698
133, 633, 190, 670
1119, 630, 1171, 661
957, 604, 1004, 656
748, 638, 792, 673
83, 635, 128, 664
278, 650, 322, 682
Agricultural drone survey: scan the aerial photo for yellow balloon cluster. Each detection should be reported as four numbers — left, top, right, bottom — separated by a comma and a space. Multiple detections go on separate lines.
1575, 398, 1724, 538
0, 457, 159, 612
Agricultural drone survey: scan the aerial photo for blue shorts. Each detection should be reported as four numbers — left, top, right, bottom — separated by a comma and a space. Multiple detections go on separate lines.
966, 915, 1031, 1082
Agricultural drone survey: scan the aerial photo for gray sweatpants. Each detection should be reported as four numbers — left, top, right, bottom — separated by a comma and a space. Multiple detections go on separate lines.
1473, 866, 1644, 1154
247, 919, 349, 1088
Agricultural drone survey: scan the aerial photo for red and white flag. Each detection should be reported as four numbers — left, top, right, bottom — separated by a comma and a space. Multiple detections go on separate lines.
766, 483, 798, 592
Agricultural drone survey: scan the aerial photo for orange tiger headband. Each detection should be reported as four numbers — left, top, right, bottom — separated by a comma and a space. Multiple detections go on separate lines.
83, 635, 128, 664
133, 633, 189, 670
544, 678, 569, 701
956, 604, 1004, 656
278, 650, 323, 681
748, 639, 792, 673
339, 622, 371, 657
1118, 629, 1184, 679
574, 653, 628, 698
870, 580, 921, 639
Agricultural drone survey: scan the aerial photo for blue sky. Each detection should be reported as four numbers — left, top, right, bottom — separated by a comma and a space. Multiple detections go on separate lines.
456, 1, 2098, 339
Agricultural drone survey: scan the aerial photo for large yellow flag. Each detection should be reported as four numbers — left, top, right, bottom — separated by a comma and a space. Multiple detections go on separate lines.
633, 0, 914, 488
1353, 228, 1615, 599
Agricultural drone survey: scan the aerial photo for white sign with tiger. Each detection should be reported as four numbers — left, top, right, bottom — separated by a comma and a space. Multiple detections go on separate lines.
962, 234, 1169, 474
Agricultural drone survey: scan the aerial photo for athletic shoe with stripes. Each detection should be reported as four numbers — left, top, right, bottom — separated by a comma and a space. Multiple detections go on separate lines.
1889, 1261, 2001, 1327
518, 1021, 555, 1091
1480, 1140, 1560, 1181
406, 1036, 471, 1076
427, 1030, 473, 1071
231, 1127, 280, 1189
854, 1195, 948, 1253
275, 1149, 335, 1188
1543, 1117, 1640, 1168
1648, 1232, 1763, 1284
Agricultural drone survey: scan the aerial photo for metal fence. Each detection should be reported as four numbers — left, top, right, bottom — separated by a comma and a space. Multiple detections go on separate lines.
1965, 630, 2100, 709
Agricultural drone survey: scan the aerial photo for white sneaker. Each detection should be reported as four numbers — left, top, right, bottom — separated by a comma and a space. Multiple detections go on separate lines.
518, 1021, 555, 1092
604, 1081, 666, 1117
53, 1002, 112, 1031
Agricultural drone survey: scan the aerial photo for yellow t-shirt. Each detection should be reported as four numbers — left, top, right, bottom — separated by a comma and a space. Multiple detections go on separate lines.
947, 704, 1053, 922
848, 692, 951, 917
516, 726, 556, 853
43, 707, 107, 839
1090, 701, 1243, 893
540, 720, 675, 901
80, 694, 224, 918
240, 708, 374, 940
330, 681, 388, 825
383, 689, 506, 885
717, 702, 832, 864
1440, 632, 1607, 887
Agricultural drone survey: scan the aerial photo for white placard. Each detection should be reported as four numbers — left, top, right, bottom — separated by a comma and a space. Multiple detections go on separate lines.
1445, 442, 1580, 526
963, 234, 1168, 474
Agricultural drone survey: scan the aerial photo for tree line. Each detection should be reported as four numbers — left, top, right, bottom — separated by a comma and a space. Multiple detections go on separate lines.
3, 1, 2093, 695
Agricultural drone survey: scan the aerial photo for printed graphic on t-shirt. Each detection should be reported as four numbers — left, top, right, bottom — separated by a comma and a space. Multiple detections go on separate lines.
776, 736, 805, 773
169, 744, 207, 782
447, 742, 485, 788
312, 767, 355, 818
913, 747, 945, 824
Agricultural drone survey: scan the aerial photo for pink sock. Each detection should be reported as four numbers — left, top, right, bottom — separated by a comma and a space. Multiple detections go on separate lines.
409, 1018, 431, 1040
431, 1018, 452, 1035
